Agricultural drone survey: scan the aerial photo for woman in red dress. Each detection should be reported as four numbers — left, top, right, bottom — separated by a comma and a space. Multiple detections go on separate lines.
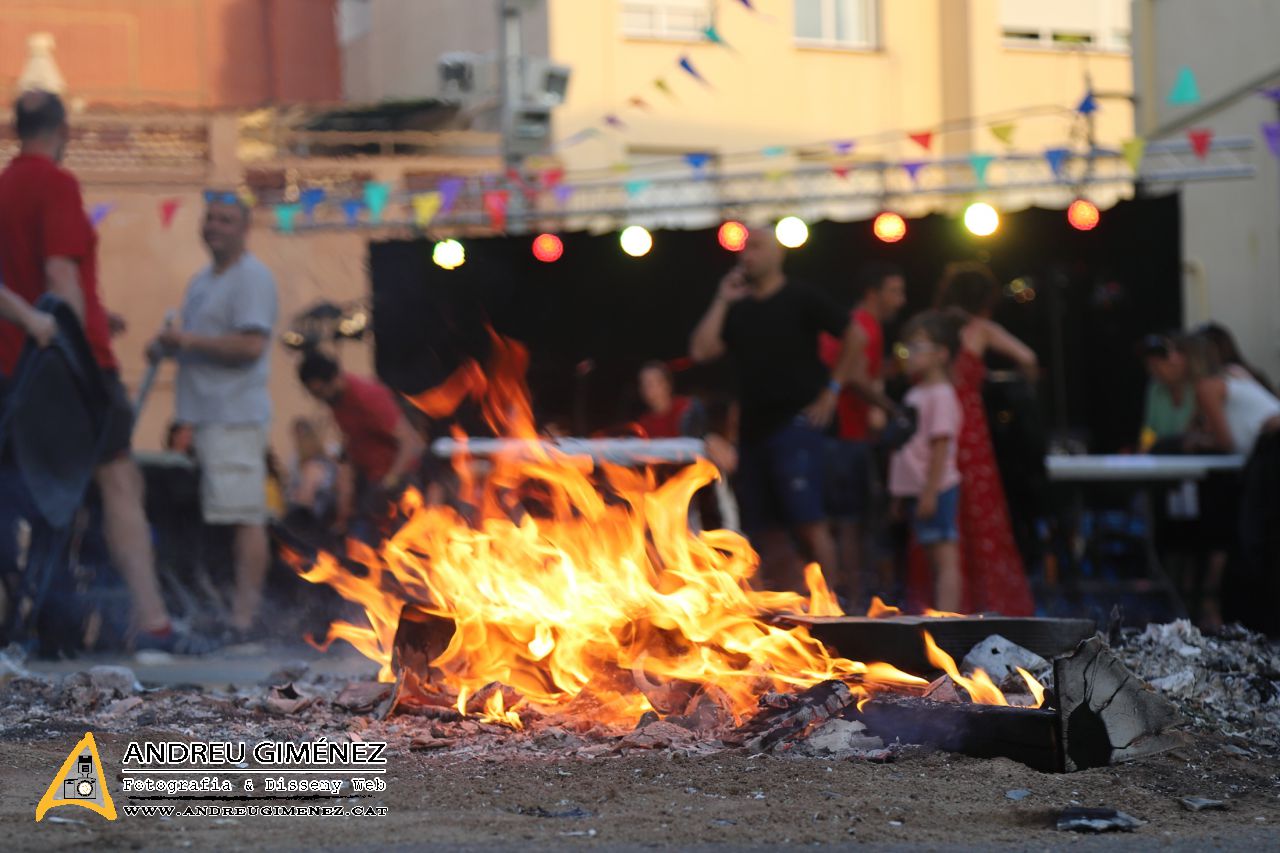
906, 264, 1037, 615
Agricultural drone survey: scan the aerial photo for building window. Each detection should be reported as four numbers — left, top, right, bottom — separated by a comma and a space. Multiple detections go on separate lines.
999, 0, 1129, 52
620, 0, 714, 41
794, 0, 879, 50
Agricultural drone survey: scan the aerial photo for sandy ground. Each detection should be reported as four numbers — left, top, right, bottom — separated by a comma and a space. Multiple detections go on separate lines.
2, 724, 1277, 851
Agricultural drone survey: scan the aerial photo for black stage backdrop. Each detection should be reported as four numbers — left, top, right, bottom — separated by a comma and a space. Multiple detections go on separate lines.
371, 193, 1180, 452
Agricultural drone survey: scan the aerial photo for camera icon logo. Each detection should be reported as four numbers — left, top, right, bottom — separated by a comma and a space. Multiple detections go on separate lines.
36, 733, 117, 822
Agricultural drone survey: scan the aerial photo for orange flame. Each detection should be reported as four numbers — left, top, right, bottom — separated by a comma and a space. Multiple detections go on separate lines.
1016, 666, 1046, 708
922, 630, 1008, 706
295, 332, 925, 726
866, 596, 901, 618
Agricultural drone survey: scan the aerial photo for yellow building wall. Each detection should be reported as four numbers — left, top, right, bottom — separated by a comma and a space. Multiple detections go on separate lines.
549, 0, 1131, 171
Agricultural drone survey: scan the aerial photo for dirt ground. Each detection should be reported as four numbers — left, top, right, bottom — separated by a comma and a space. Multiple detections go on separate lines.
2, 725, 1277, 851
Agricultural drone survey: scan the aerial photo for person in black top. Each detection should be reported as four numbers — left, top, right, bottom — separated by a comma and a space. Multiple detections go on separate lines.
690, 226, 897, 592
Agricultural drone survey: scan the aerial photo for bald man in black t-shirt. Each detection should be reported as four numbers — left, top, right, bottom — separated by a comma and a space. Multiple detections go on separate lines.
690, 226, 896, 594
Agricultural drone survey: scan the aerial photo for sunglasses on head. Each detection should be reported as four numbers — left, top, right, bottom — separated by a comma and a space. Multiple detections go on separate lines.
203, 190, 242, 206
1140, 334, 1171, 357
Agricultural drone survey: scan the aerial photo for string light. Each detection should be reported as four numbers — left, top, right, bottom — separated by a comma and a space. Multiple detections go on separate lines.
432, 238, 465, 270
775, 216, 809, 248
1067, 198, 1100, 231
873, 212, 907, 243
718, 220, 748, 251
532, 233, 564, 262
620, 225, 653, 257
963, 202, 999, 237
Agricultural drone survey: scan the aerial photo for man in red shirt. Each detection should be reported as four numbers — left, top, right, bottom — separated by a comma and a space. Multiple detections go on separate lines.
298, 351, 425, 529
817, 262, 906, 603
0, 91, 205, 653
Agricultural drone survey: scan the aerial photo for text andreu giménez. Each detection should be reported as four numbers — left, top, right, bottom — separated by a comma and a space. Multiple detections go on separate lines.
121, 738, 388, 767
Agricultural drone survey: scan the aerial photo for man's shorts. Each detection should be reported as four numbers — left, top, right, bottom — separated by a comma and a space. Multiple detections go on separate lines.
193, 423, 268, 525
733, 417, 828, 533
904, 485, 961, 546
823, 438, 870, 522
99, 371, 135, 463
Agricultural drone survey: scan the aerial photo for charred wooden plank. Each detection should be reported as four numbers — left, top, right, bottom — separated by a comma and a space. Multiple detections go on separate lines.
780, 615, 1096, 675
727, 680, 855, 752
1054, 636, 1186, 771
383, 604, 458, 718
855, 694, 1062, 772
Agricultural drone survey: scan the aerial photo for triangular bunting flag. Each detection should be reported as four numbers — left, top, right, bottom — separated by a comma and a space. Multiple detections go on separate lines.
901, 160, 926, 183
737, 0, 755, 8
604, 113, 627, 130
989, 123, 1016, 146
540, 168, 565, 189
275, 203, 300, 234
832, 140, 855, 156
1259, 86, 1280, 103
678, 56, 708, 86
363, 181, 390, 224
553, 184, 575, 206
762, 145, 787, 157
684, 152, 712, 171
159, 198, 181, 229
1076, 91, 1098, 115
765, 168, 787, 182
341, 198, 363, 226
299, 187, 326, 221
609, 162, 632, 174
627, 96, 651, 110
483, 190, 509, 231
1262, 122, 1280, 159
654, 77, 676, 99
1044, 147, 1071, 178
624, 178, 652, 197
89, 202, 115, 227
908, 131, 933, 152
413, 191, 443, 227
832, 164, 851, 179
438, 177, 464, 213
703, 25, 729, 47
1187, 128, 1213, 159
35, 732, 116, 822
968, 153, 995, 187
1121, 138, 1146, 173
1168, 66, 1200, 105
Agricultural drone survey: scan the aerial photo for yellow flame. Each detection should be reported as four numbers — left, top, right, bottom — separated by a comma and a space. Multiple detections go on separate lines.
866, 596, 901, 618
294, 332, 923, 726
480, 690, 524, 730
922, 630, 1008, 706
1016, 666, 1046, 708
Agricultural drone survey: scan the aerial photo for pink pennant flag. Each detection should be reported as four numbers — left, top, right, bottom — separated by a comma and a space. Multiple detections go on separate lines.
159, 198, 181, 229
541, 168, 565, 188
1187, 127, 1213, 159
832, 164, 851, 179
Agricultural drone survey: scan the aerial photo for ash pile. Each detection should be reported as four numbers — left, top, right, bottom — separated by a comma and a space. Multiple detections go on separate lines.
1114, 620, 1280, 751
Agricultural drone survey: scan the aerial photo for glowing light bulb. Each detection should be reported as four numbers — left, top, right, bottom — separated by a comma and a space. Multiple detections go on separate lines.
775, 216, 809, 248
1067, 198, 1100, 231
873, 212, 907, 243
963, 202, 999, 237
620, 225, 653, 257
432, 238, 465, 269
718, 220, 748, 252
532, 233, 564, 262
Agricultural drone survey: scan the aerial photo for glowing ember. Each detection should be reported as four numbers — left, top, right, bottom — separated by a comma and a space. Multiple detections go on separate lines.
296, 332, 926, 727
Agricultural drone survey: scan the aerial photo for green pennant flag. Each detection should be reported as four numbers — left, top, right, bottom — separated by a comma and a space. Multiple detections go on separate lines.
1168, 66, 1200, 106
968, 153, 995, 187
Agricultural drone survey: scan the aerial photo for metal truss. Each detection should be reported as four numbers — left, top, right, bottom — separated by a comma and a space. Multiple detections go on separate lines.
288, 136, 1257, 234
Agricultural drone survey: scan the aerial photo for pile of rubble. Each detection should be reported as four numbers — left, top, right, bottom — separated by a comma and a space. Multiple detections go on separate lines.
1114, 620, 1280, 751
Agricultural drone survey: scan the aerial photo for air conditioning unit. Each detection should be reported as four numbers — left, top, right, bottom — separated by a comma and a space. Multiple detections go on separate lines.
438, 52, 498, 100
507, 104, 552, 157
523, 59, 571, 107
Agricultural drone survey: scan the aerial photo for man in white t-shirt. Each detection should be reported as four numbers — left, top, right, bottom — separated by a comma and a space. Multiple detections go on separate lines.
149, 191, 277, 636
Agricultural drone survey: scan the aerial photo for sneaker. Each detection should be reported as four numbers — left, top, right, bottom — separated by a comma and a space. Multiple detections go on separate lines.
134, 624, 222, 656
